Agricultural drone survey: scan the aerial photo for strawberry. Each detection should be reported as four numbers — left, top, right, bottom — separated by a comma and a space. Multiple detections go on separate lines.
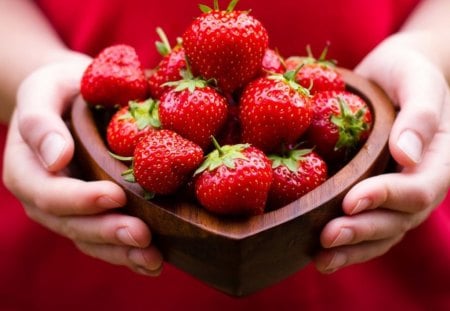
132, 129, 204, 195
158, 74, 228, 150
216, 103, 241, 146
284, 45, 345, 95
106, 99, 160, 157
239, 72, 313, 153
147, 28, 186, 99
261, 48, 284, 74
80, 44, 149, 108
194, 138, 273, 216
182, 0, 268, 93
268, 148, 328, 208
307, 90, 373, 163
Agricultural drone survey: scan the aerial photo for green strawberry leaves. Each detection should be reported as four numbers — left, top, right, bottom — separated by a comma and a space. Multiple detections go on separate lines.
269, 148, 313, 172
331, 96, 369, 150
118, 99, 161, 130
199, 0, 239, 13
195, 137, 249, 175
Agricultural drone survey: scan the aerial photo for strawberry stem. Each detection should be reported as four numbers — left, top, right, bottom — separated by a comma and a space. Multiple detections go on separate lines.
211, 136, 224, 155
155, 27, 171, 56
226, 0, 239, 12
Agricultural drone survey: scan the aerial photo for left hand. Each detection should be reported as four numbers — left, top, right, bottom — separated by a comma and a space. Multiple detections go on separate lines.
314, 34, 450, 273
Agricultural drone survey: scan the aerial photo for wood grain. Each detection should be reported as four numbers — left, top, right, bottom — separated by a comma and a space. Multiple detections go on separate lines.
70, 68, 395, 296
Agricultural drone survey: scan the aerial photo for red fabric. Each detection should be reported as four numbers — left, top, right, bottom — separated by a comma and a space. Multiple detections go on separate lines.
2, 0, 450, 310
36, 0, 419, 69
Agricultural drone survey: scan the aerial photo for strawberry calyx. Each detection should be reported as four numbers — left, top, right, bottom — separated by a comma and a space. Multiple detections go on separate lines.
110, 154, 156, 199
303, 43, 337, 68
331, 97, 369, 150
162, 57, 214, 92
199, 0, 239, 13
268, 148, 313, 173
194, 136, 249, 174
269, 68, 311, 97
118, 99, 161, 130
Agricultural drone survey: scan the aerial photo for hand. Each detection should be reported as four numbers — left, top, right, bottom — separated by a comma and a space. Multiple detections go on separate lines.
2, 58, 163, 276
314, 34, 450, 273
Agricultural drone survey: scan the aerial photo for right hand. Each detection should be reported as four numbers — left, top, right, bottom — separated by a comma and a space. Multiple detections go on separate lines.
2, 56, 163, 276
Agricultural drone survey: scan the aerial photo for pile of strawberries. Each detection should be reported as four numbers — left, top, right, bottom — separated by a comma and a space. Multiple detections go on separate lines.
80, 0, 372, 217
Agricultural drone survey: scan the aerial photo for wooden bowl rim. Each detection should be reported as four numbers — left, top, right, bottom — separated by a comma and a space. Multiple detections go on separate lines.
71, 68, 395, 239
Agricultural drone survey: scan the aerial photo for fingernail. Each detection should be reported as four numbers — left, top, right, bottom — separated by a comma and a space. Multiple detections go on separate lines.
128, 248, 162, 272
116, 227, 140, 247
39, 132, 66, 168
351, 197, 373, 214
397, 130, 423, 164
324, 252, 347, 273
96, 195, 122, 209
330, 228, 354, 247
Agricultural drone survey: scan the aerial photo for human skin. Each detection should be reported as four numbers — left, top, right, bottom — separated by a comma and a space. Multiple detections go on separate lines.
1, 0, 449, 275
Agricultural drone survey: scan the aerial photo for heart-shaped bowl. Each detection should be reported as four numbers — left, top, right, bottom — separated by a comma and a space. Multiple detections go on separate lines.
70, 68, 395, 297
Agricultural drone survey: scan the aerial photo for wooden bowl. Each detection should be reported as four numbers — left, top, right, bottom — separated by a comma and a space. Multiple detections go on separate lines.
70, 68, 395, 297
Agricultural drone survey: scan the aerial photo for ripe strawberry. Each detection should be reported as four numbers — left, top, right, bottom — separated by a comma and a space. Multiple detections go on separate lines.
261, 48, 284, 74
147, 28, 186, 99
80, 44, 149, 108
133, 130, 204, 195
216, 103, 241, 146
239, 72, 313, 153
158, 75, 228, 150
194, 139, 273, 216
106, 99, 160, 157
182, 0, 268, 93
284, 45, 345, 95
268, 149, 328, 208
307, 90, 373, 163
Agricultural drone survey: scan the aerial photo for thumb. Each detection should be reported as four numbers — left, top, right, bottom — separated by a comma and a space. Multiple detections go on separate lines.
356, 48, 445, 167
386, 59, 446, 167
16, 59, 90, 172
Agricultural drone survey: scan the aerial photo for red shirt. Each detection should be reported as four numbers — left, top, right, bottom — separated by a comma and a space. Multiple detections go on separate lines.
1, 0, 450, 310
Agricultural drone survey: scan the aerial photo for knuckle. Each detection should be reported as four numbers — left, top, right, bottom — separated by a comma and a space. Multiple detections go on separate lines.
60, 218, 81, 241
411, 188, 436, 212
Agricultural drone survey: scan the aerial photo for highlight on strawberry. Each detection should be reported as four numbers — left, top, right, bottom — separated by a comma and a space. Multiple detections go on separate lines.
182, 0, 269, 93
78, 0, 374, 217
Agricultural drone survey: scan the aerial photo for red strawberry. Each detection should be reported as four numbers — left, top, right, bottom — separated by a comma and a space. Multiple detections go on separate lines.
182, 0, 268, 93
284, 45, 345, 95
307, 90, 373, 163
132, 130, 204, 195
194, 139, 273, 216
158, 75, 228, 150
147, 28, 186, 99
80, 44, 149, 108
261, 48, 284, 74
239, 72, 313, 153
216, 103, 241, 146
106, 99, 160, 157
268, 149, 328, 208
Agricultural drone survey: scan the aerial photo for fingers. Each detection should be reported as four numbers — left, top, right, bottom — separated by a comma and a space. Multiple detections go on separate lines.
315, 235, 404, 274
16, 59, 90, 171
25, 201, 163, 276
387, 60, 448, 167
315, 208, 426, 273
4, 113, 126, 216
25, 208, 151, 247
76, 243, 163, 276
342, 173, 446, 215
319, 208, 426, 249
355, 40, 449, 167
